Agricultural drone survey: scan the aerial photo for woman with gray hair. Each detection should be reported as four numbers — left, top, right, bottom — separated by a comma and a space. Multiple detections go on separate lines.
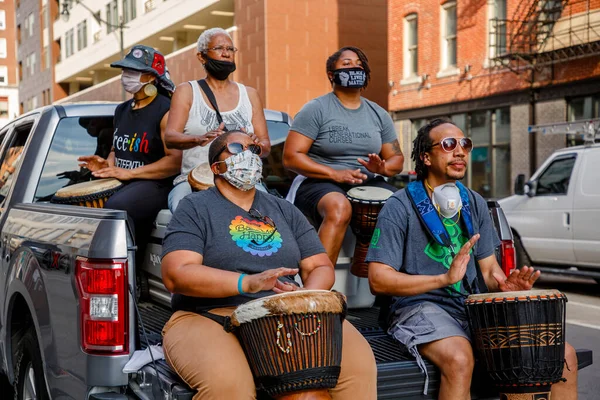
165, 27, 271, 212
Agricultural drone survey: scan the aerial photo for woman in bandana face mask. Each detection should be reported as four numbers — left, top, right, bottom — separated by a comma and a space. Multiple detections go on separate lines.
160, 130, 377, 400
283, 46, 405, 267
164, 27, 271, 213
77, 44, 182, 267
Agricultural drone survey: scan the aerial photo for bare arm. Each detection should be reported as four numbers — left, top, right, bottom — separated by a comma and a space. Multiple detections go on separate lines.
357, 139, 404, 177
162, 249, 299, 297
298, 253, 335, 290
93, 112, 182, 180
246, 86, 271, 157
478, 254, 540, 292
368, 234, 480, 296
282, 131, 367, 184
164, 83, 225, 150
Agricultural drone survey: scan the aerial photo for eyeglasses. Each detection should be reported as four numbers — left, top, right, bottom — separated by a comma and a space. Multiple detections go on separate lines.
211, 142, 262, 165
431, 137, 473, 153
206, 46, 238, 54
248, 208, 278, 246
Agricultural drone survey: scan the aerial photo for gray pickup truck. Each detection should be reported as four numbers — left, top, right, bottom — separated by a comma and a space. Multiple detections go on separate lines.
0, 103, 592, 400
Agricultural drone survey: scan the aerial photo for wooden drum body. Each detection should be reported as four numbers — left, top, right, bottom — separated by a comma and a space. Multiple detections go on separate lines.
188, 163, 214, 192
346, 186, 393, 277
230, 290, 347, 399
51, 178, 123, 208
465, 289, 567, 400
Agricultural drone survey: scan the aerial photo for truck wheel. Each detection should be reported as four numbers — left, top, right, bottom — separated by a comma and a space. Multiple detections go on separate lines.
136, 271, 150, 302
513, 234, 531, 268
13, 329, 49, 400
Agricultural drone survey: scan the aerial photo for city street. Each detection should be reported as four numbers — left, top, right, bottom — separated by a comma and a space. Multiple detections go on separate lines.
534, 273, 600, 399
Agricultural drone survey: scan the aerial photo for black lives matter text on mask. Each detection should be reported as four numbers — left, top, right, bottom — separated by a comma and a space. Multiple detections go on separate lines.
328, 125, 372, 143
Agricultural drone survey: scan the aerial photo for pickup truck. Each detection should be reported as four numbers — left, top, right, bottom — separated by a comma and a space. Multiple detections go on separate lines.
500, 140, 600, 283
0, 103, 592, 400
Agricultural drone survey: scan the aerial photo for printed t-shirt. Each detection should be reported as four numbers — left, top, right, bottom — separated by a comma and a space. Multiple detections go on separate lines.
112, 95, 170, 170
365, 188, 500, 320
162, 187, 326, 312
291, 92, 397, 179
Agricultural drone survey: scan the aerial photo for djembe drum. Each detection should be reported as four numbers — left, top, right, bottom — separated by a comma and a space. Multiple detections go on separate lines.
465, 289, 567, 400
51, 178, 123, 208
188, 162, 214, 192
346, 186, 393, 277
230, 290, 347, 400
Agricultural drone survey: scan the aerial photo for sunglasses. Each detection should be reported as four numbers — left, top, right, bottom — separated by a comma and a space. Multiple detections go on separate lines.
211, 142, 262, 165
431, 137, 473, 153
248, 208, 278, 246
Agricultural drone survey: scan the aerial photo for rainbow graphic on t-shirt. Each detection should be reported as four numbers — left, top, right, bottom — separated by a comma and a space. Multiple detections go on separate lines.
229, 216, 283, 257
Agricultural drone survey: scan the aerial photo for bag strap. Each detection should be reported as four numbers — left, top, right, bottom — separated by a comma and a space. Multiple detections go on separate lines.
198, 79, 225, 128
198, 311, 235, 333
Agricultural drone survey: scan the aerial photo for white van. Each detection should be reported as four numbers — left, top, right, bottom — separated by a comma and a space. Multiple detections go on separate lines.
499, 142, 600, 280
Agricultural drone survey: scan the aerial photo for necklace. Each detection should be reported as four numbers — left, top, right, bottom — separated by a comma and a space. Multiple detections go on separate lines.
131, 94, 154, 108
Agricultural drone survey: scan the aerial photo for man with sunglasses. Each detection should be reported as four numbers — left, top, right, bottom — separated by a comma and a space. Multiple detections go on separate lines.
366, 119, 578, 399
160, 130, 377, 399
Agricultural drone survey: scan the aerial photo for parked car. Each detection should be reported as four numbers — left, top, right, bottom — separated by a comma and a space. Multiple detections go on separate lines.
0, 104, 592, 400
499, 141, 600, 282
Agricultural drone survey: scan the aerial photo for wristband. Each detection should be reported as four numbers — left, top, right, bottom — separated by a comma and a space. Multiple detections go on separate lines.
238, 273, 247, 295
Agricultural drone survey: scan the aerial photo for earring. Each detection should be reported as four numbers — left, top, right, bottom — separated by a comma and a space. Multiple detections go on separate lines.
144, 83, 157, 97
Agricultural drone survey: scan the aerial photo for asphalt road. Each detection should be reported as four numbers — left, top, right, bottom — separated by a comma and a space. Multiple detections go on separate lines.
534, 273, 600, 400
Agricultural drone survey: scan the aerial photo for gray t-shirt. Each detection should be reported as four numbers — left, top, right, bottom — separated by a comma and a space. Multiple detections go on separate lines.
365, 188, 500, 320
162, 187, 325, 312
291, 92, 397, 178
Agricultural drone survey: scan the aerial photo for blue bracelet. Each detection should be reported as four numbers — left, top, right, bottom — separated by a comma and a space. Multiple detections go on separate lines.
238, 273, 247, 295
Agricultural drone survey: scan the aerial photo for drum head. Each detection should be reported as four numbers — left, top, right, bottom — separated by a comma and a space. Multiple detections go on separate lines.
231, 290, 346, 326
467, 289, 564, 303
188, 162, 214, 191
347, 186, 393, 202
54, 178, 123, 199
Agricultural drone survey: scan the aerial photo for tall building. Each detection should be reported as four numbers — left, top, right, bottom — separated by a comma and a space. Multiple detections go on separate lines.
0, 0, 19, 125
17, 0, 66, 114
51, 0, 389, 115
389, 0, 600, 199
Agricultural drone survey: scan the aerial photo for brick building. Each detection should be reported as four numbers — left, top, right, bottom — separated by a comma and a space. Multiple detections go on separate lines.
389, 0, 600, 199
0, 0, 19, 125
54, 0, 389, 117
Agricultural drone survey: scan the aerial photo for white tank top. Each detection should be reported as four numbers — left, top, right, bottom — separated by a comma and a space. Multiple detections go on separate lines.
174, 80, 254, 185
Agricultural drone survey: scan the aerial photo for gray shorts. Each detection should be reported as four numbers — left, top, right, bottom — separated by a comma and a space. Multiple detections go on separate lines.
388, 302, 471, 395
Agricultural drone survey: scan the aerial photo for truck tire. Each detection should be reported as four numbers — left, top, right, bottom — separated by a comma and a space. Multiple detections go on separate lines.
13, 329, 49, 400
513, 233, 531, 268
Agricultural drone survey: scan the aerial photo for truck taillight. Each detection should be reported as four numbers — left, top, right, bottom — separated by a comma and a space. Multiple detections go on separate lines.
501, 240, 516, 277
76, 257, 128, 355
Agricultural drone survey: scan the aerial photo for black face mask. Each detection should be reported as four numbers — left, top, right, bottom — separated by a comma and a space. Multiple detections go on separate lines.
204, 56, 236, 80
332, 67, 366, 88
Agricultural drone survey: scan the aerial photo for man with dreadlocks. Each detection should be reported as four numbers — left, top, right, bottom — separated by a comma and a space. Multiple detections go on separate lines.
283, 46, 404, 268
366, 119, 578, 399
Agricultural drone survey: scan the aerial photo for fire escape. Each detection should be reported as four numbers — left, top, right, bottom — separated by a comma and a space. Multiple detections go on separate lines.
489, 0, 600, 74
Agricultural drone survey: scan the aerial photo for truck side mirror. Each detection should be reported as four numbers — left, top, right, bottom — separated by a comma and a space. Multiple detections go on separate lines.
525, 181, 537, 197
514, 174, 526, 195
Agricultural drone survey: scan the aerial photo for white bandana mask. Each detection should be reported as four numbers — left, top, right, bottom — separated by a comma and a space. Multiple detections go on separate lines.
121, 70, 147, 94
220, 150, 263, 191
432, 183, 462, 219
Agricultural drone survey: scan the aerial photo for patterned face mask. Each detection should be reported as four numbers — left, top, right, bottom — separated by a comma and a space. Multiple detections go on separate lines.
219, 150, 263, 191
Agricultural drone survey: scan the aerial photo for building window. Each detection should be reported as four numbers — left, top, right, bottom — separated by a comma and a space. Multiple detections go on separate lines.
489, 0, 507, 58
123, 0, 137, 23
0, 98, 8, 118
0, 66, 7, 86
29, 53, 36, 75
77, 20, 88, 51
0, 39, 6, 58
65, 29, 74, 58
0, 10, 5, 30
27, 13, 34, 37
403, 14, 418, 80
441, 2, 457, 70
567, 95, 600, 146
107, 1, 118, 34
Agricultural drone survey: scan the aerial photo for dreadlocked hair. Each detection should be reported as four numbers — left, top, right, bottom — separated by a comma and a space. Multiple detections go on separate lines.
326, 46, 371, 88
412, 118, 456, 181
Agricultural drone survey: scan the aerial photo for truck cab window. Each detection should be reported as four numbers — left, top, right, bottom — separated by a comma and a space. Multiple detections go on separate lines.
0, 124, 32, 206
536, 156, 576, 196
35, 116, 114, 202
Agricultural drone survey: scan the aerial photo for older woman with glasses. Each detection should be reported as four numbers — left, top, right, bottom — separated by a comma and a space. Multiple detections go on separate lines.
165, 27, 271, 212
161, 130, 377, 400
